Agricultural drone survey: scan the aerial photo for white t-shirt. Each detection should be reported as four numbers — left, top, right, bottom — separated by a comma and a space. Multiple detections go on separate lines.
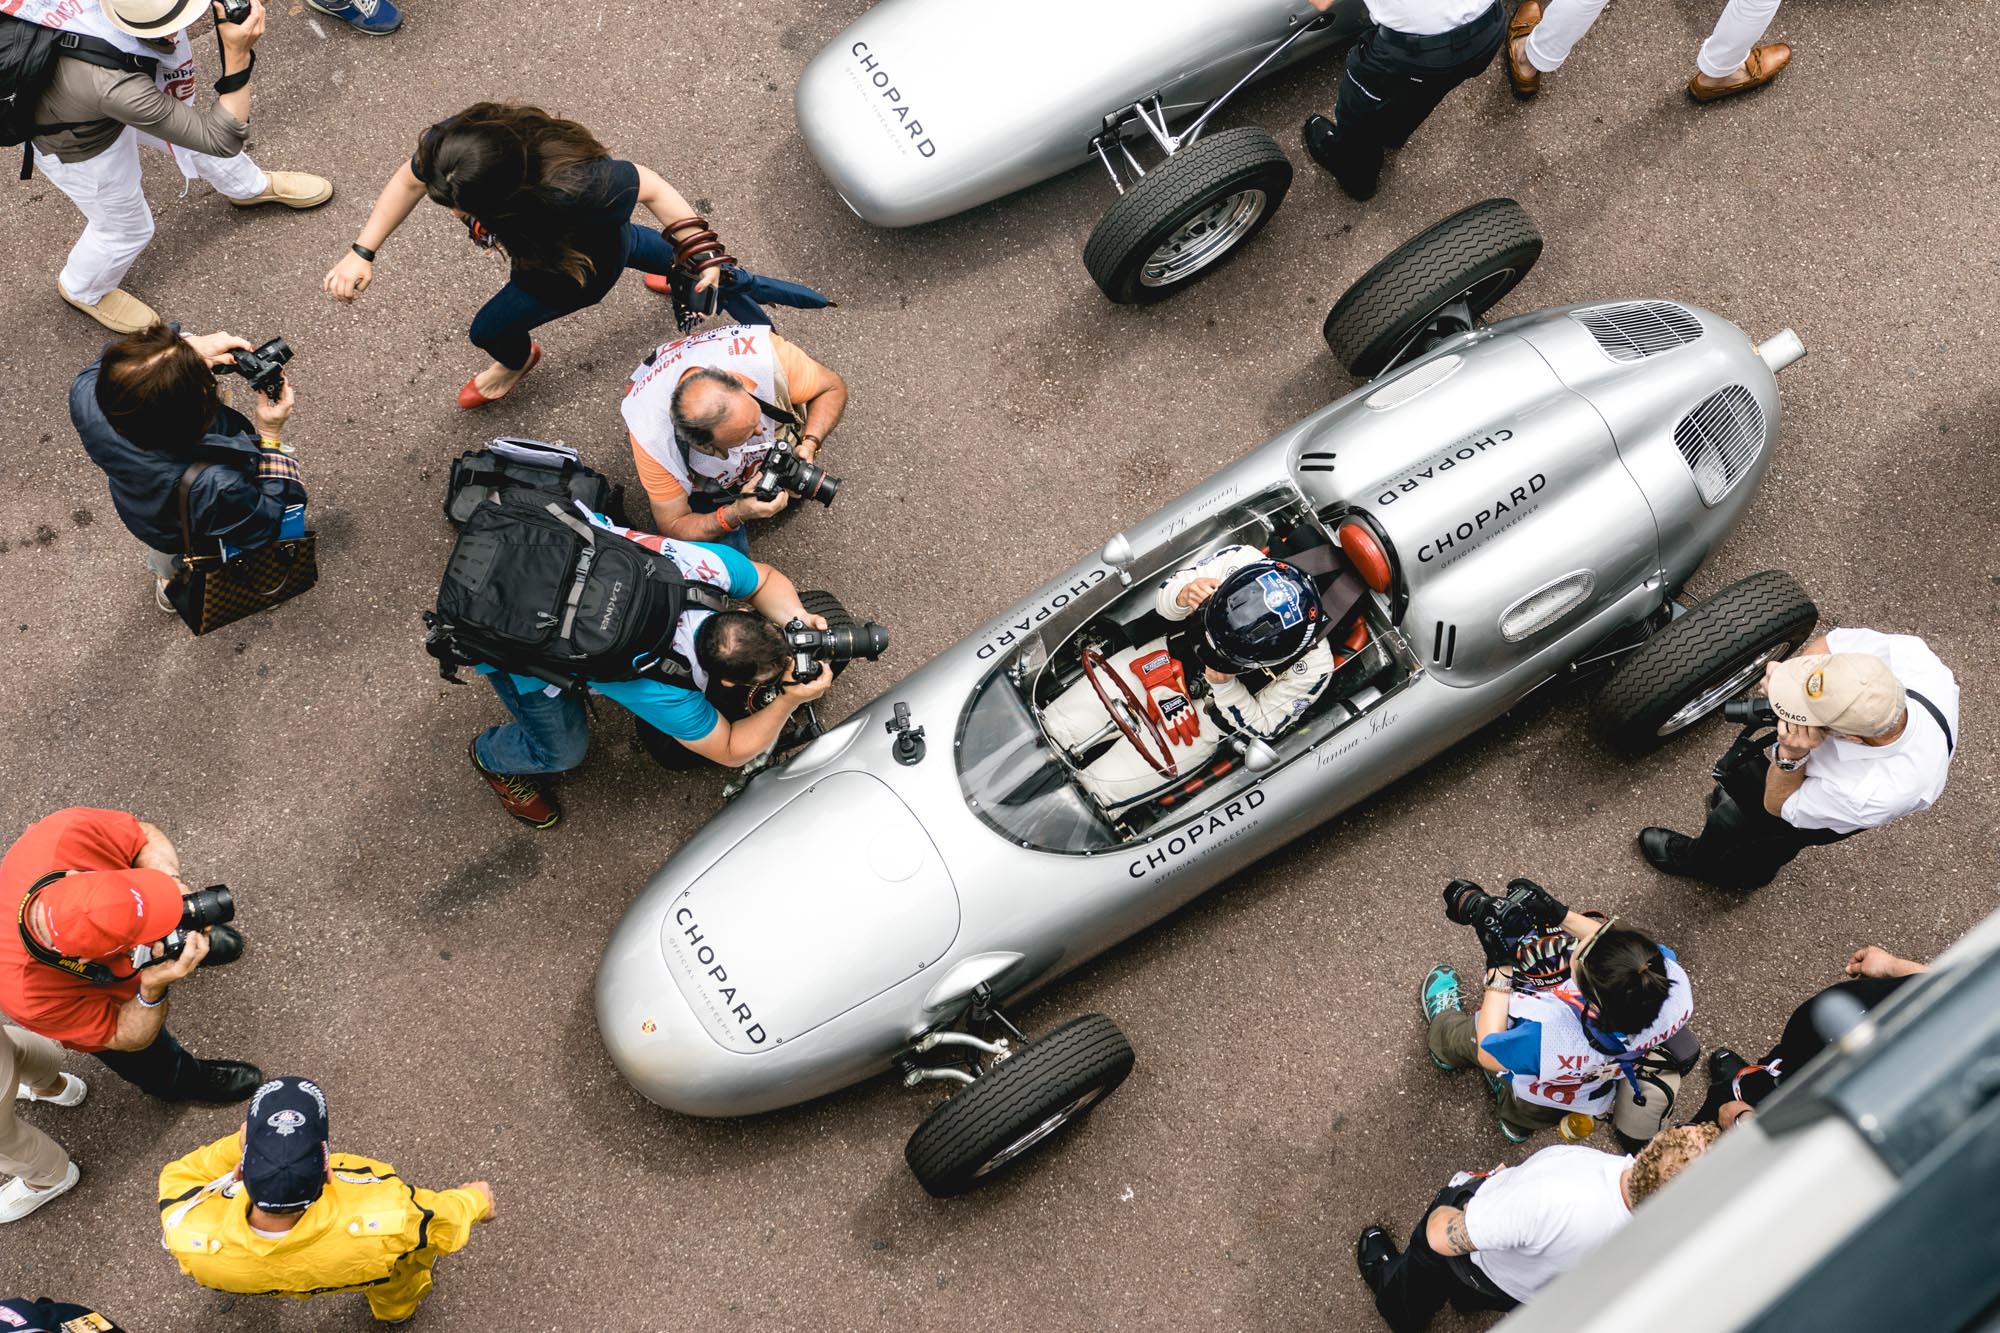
1463, 1145, 1632, 1301
1364, 0, 1495, 36
1781, 628, 1959, 834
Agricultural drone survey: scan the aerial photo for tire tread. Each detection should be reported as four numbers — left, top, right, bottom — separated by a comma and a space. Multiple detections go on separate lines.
1084, 127, 1292, 304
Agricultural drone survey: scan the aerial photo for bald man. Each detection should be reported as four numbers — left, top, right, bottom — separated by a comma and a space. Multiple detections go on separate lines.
621, 323, 846, 552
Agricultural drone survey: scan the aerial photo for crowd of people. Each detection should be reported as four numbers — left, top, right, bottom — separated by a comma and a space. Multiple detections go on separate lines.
0, 0, 1970, 1325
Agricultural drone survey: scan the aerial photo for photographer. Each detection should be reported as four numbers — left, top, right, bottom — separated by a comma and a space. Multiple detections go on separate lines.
1355, 1125, 1721, 1331
0, 1298, 128, 1332
23, 0, 332, 333
622, 322, 849, 551
71, 322, 303, 612
1423, 879, 1695, 1146
462, 513, 834, 829
0, 808, 261, 1104
1640, 629, 1958, 891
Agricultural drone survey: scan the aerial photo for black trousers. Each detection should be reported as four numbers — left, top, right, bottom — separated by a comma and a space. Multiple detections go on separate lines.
1683, 729, 1853, 890
90, 1026, 208, 1101
1691, 974, 1912, 1123
1374, 1182, 1519, 1333
1328, 6, 1505, 172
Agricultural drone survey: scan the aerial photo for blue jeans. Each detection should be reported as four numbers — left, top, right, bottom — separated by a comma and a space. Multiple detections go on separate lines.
476, 673, 591, 774
469, 224, 676, 369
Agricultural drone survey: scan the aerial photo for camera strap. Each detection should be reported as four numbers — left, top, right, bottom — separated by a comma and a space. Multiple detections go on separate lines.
15, 871, 121, 985
1906, 689, 1954, 756
174, 462, 216, 560
747, 392, 801, 437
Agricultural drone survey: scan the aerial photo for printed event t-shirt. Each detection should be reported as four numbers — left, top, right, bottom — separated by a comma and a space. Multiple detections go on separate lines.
1463, 1145, 1634, 1301
0, 807, 169, 1051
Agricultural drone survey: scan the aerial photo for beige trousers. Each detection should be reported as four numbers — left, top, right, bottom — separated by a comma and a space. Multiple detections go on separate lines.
1, 1025, 73, 1188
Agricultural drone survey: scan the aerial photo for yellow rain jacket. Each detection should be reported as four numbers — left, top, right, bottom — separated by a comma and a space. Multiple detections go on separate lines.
158, 1131, 488, 1323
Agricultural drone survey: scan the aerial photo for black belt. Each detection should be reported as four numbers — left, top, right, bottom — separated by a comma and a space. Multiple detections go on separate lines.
1373, 3, 1503, 50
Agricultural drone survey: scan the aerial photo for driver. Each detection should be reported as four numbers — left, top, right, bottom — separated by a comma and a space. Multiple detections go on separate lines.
1043, 545, 1338, 811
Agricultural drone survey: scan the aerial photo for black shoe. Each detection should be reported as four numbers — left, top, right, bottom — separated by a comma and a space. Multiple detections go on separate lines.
1356, 1225, 1398, 1296
198, 925, 244, 968
190, 1060, 264, 1104
1708, 1045, 1748, 1086
1302, 114, 1381, 201
1639, 826, 1698, 875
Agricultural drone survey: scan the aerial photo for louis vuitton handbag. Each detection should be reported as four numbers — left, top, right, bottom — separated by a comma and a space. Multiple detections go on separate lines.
165, 462, 318, 635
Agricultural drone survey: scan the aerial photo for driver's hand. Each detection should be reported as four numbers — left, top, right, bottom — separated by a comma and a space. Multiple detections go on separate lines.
1775, 717, 1825, 759
1176, 577, 1221, 610
183, 332, 253, 368
148, 929, 210, 985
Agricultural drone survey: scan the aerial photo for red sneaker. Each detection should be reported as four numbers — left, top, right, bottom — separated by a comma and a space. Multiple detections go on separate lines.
469, 739, 561, 828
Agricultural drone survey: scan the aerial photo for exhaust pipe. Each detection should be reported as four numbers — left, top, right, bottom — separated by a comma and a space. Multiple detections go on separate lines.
1756, 328, 1806, 374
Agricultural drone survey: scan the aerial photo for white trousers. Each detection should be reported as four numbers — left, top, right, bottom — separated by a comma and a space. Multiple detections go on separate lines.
1043, 640, 1221, 810
1525, 0, 1782, 79
34, 126, 268, 304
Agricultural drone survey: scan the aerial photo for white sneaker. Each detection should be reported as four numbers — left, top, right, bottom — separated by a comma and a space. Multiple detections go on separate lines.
16, 1073, 88, 1107
0, 1161, 80, 1223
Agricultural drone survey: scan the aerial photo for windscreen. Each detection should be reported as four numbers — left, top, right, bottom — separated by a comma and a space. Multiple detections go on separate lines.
956, 661, 1118, 855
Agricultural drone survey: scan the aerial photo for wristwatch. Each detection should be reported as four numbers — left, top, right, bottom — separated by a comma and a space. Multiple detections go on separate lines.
1770, 745, 1809, 772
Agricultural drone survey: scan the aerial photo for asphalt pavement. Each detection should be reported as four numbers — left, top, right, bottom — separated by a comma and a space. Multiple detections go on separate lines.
0, 0, 1995, 1329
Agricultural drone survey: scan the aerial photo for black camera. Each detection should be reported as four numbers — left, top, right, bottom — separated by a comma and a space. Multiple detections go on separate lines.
1443, 878, 1544, 954
783, 617, 888, 685
1722, 695, 1779, 728
752, 438, 839, 507
216, 336, 291, 402
217, 0, 252, 24
132, 885, 235, 970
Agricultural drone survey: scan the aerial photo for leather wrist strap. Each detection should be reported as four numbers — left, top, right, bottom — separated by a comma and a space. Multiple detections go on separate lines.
213, 49, 253, 94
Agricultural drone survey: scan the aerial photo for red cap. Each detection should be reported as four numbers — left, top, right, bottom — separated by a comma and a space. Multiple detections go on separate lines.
40, 870, 185, 959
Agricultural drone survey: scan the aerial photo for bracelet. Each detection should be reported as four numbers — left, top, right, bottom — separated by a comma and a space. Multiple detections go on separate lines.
714, 504, 738, 534
800, 433, 823, 448
258, 435, 293, 455
213, 49, 253, 95
351, 242, 377, 262
138, 989, 167, 1009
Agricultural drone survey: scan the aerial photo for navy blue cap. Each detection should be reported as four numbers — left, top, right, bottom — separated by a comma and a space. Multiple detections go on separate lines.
241, 1076, 330, 1210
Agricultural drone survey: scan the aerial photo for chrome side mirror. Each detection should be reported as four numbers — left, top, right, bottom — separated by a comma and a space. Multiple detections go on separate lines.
1102, 534, 1135, 586
1238, 736, 1279, 773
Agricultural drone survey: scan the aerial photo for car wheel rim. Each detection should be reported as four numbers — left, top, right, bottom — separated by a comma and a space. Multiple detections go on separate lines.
1140, 189, 1267, 288
1657, 641, 1793, 737
973, 1087, 1107, 1177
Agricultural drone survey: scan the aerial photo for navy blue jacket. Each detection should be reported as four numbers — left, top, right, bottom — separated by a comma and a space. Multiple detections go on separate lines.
69, 360, 306, 556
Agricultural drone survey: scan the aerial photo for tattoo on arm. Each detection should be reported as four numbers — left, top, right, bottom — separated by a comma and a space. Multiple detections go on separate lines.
1443, 1213, 1475, 1256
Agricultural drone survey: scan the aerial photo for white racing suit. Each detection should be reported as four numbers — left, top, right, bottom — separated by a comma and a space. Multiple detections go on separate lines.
1043, 545, 1335, 812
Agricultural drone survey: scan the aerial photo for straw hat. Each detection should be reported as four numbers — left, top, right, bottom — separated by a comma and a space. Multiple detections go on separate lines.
97, 0, 214, 38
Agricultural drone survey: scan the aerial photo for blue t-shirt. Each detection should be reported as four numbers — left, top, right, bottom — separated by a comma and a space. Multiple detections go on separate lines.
475, 515, 761, 742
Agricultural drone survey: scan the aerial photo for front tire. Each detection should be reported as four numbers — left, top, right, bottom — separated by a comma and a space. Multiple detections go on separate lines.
1084, 127, 1292, 305
1322, 197, 1543, 377
1595, 570, 1819, 756
905, 1013, 1134, 1198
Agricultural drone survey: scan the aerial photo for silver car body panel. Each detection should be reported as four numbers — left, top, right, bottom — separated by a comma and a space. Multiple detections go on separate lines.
796, 0, 1339, 226
597, 301, 1791, 1116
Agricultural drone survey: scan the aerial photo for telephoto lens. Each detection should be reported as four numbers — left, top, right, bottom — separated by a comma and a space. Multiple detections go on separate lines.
824, 621, 888, 663
1721, 696, 1779, 727
178, 885, 235, 932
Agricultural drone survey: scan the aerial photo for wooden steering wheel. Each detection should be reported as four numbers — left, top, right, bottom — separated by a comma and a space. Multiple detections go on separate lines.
1080, 646, 1179, 778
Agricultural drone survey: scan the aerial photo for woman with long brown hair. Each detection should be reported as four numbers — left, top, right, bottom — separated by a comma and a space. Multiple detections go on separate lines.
321, 103, 721, 408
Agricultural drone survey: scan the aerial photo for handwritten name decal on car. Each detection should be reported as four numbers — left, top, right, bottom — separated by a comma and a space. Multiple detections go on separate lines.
1417, 473, 1548, 565
1126, 789, 1267, 879
672, 906, 768, 1046
1373, 428, 1516, 506
976, 569, 1110, 660
848, 42, 937, 158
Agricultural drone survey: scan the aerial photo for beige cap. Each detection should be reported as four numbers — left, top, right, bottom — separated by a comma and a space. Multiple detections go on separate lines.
1766, 652, 1905, 735
97, 0, 212, 38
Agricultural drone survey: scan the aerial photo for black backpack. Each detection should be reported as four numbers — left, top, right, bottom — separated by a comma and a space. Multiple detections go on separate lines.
423, 493, 727, 690
443, 437, 623, 529
0, 14, 157, 179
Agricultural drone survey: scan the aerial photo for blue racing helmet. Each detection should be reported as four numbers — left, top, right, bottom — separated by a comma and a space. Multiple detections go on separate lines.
1201, 560, 1323, 672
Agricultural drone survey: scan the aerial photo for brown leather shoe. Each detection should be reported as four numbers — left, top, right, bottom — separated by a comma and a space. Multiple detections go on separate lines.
1688, 43, 1792, 102
1506, 1, 1543, 98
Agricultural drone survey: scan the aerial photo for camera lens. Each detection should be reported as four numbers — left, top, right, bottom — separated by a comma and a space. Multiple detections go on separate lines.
178, 886, 235, 932
794, 460, 838, 507
1442, 879, 1490, 927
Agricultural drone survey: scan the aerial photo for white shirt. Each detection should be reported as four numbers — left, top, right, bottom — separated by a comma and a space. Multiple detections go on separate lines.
1464, 1146, 1633, 1301
1363, 0, 1495, 36
1781, 628, 1959, 834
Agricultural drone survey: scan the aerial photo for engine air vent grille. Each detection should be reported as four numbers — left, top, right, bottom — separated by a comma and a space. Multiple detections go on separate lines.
1431, 621, 1458, 670
1574, 302, 1705, 361
1674, 384, 1763, 506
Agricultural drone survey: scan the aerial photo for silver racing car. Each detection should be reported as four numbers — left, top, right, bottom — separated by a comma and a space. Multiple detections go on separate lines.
795, 0, 1368, 303
596, 202, 1820, 1195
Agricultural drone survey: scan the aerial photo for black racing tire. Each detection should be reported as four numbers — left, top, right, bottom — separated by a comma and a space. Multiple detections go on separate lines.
1322, 197, 1543, 377
1084, 127, 1293, 305
905, 1013, 1135, 1198
1595, 570, 1819, 756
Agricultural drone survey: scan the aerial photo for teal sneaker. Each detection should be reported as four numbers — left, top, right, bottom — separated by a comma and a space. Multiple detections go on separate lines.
1421, 965, 1464, 1070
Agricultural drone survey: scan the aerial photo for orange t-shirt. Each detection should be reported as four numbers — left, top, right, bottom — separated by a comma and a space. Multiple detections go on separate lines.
0, 807, 167, 1051
630, 333, 838, 512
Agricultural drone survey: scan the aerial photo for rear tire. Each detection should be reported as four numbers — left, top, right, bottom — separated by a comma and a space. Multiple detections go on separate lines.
905, 1013, 1134, 1198
1595, 570, 1819, 756
1084, 127, 1292, 305
1322, 197, 1543, 377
